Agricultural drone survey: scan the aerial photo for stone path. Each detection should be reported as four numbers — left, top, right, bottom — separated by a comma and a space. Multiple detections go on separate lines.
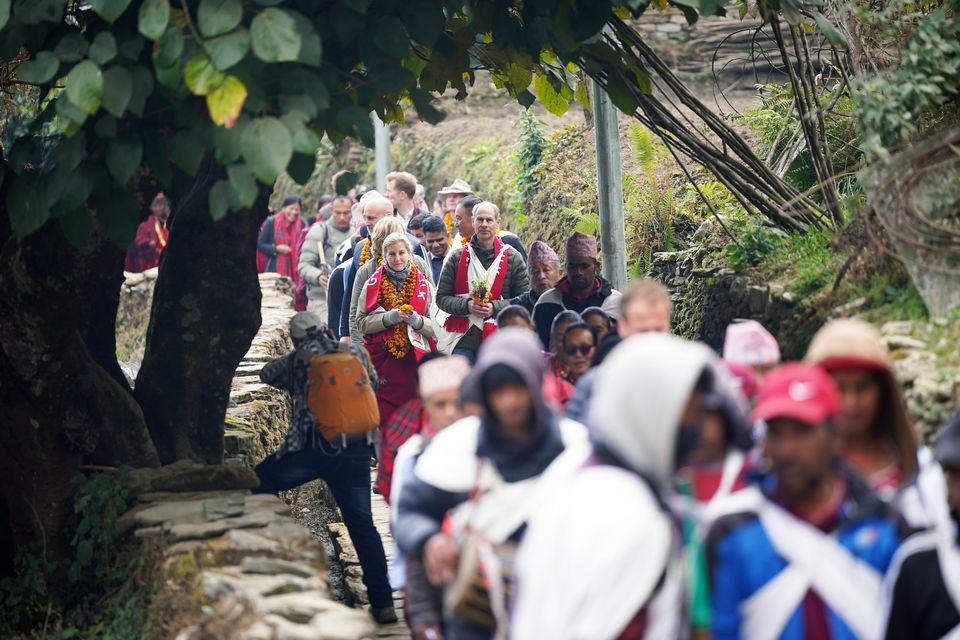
327, 476, 411, 639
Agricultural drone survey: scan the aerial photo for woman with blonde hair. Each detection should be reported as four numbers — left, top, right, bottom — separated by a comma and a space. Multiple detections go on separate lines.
356, 232, 436, 437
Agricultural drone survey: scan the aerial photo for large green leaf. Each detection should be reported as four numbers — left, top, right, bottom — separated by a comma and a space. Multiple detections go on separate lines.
13, 0, 62, 24
185, 54, 226, 96
55, 33, 89, 63
89, 0, 131, 23
281, 112, 321, 155
198, 0, 243, 37
286, 152, 315, 185
138, 0, 170, 41
205, 28, 250, 70
534, 72, 570, 117
101, 66, 133, 117
59, 207, 94, 247
814, 13, 848, 48
105, 135, 142, 185
250, 8, 300, 62
334, 170, 357, 196
169, 132, 205, 176
290, 11, 322, 66
0, 0, 9, 31
66, 60, 103, 115
17, 52, 59, 84
89, 32, 118, 65
241, 117, 293, 183
212, 116, 246, 163
127, 65, 154, 116
372, 17, 410, 59
209, 179, 232, 220
7, 173, 50, 238
227, 164, 257, 207
154, 26, 184, 68
206, 75, 247, 127
97, 190, 140, 248
604, 70, 640, 114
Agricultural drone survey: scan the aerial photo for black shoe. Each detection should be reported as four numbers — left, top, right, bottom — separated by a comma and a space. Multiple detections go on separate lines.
373, 606, 399, 624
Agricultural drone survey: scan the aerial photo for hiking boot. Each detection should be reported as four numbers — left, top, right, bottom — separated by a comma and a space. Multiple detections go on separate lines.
373, 606, 399, 625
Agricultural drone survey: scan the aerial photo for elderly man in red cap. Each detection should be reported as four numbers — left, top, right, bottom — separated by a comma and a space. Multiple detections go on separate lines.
511, 240, 563, 314
532, 231, 621, 349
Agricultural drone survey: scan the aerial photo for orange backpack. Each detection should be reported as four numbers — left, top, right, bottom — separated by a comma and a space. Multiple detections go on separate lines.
306, 350, 379, 440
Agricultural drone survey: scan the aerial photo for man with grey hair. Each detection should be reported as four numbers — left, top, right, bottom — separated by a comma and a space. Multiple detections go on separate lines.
436, 201, 529, 363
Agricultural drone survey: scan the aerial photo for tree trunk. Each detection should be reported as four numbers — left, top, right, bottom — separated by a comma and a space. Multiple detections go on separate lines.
135, 167, 269, 464
0, 212, 160, 577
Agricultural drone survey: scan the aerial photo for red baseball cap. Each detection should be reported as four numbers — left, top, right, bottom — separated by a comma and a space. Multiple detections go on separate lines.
752, 362, 841, 426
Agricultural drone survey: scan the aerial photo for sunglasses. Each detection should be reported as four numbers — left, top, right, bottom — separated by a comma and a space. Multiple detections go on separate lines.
564, 345, 594, 357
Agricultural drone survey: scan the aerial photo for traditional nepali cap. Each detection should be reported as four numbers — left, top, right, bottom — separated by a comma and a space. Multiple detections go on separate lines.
437, 178, 473, 195
566, 232, 597, 260
805, 318, 890, 373
935, 410, 960, 467
290, 311, 324, 340
723, 320, 781, 366
527, 241, 559, 265
419, 355, 472, 400
752, 362, 841, 426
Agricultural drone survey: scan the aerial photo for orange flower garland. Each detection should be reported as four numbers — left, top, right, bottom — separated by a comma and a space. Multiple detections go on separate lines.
460, 235, 471, 246
378, 264, 419, 359
444, 212, 455, 238
359, 241, 372, 267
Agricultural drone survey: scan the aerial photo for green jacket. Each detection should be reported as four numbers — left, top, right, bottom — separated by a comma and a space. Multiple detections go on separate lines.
436, 239, 529, 353
297, 221, 353, 301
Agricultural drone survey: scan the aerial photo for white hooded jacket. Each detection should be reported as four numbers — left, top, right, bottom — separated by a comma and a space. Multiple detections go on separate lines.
512, 334, 715, 640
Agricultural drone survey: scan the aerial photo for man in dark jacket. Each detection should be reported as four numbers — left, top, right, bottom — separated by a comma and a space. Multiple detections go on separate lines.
510, 240, 562, 314
436, 202, 529, 364
883, 409, 960, 640
252, 312, 397, 625
395, 329, 587, 639
532, 232, 621, 348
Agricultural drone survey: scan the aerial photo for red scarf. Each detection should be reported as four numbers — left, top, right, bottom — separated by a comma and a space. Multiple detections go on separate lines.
363, 264, 434, 359
273, 213, 303, 283
444, 236, 507, 339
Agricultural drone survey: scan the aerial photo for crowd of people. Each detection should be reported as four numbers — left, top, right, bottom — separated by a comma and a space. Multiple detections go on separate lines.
245, 168, 960, 640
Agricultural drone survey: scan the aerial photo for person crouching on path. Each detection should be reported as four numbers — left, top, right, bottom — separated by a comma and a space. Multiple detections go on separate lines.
512, 334, 718, 640
356, 232, 436, 449
253, 312, 397, 625
389, 355, 472, 640
707, 362, 906, 640
435, 201, 529, 364
395, 329, 588, 640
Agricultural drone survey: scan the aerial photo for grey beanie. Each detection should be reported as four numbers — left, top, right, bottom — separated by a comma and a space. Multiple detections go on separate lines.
936, 410, 960, 467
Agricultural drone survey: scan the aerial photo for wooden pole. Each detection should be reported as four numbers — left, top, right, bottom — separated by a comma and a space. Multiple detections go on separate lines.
592, 80, 628, 290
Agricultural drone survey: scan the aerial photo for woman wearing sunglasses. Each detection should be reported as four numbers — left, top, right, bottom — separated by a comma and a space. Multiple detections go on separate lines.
561, 322, 598, 386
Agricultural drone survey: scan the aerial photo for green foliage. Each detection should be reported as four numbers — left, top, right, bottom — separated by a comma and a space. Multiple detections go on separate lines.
738, 83, 861, 193
764, 225, 839, 297
1, 0, 724, 245
854, 2, 960, 159
511, 110, 546, 224
725, 219, 783, 271
69, 472, 129, 589
0, 544, 58, 636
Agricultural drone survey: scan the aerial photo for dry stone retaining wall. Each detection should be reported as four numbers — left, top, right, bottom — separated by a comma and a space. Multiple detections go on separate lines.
115, 272, 377, 639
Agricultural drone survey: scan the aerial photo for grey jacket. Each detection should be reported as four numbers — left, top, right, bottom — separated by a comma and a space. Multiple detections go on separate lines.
298, 221, 353, 301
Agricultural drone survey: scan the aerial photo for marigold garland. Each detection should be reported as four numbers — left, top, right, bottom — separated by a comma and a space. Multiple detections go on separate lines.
443, 212, 454, 238
378, 264, 419, 359
460, 235, 471, 246
359, 241, 372, 267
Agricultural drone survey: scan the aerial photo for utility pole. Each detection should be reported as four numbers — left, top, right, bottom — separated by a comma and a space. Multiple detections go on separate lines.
373, 113, 391, 193
592, 80, 628, 290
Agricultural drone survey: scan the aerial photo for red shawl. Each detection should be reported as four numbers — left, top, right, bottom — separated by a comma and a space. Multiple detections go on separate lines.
363, 264, 434, 360
273, 213, 303, 284
124, 217, 168, 273
444, 235, 507, 339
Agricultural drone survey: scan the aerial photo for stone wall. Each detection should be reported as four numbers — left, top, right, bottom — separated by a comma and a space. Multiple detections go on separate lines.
650, 251, 960, 441
113, 273, 379, 638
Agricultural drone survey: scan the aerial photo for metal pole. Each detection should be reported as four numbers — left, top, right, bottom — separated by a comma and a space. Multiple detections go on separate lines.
592, 80, 628, 290
374, 113, 391, 193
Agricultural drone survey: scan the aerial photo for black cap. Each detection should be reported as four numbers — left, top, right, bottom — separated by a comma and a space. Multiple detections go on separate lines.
936, 410, 960, 467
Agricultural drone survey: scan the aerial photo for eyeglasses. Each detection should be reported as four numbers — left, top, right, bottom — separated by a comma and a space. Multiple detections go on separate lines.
564, 345, 594, 357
